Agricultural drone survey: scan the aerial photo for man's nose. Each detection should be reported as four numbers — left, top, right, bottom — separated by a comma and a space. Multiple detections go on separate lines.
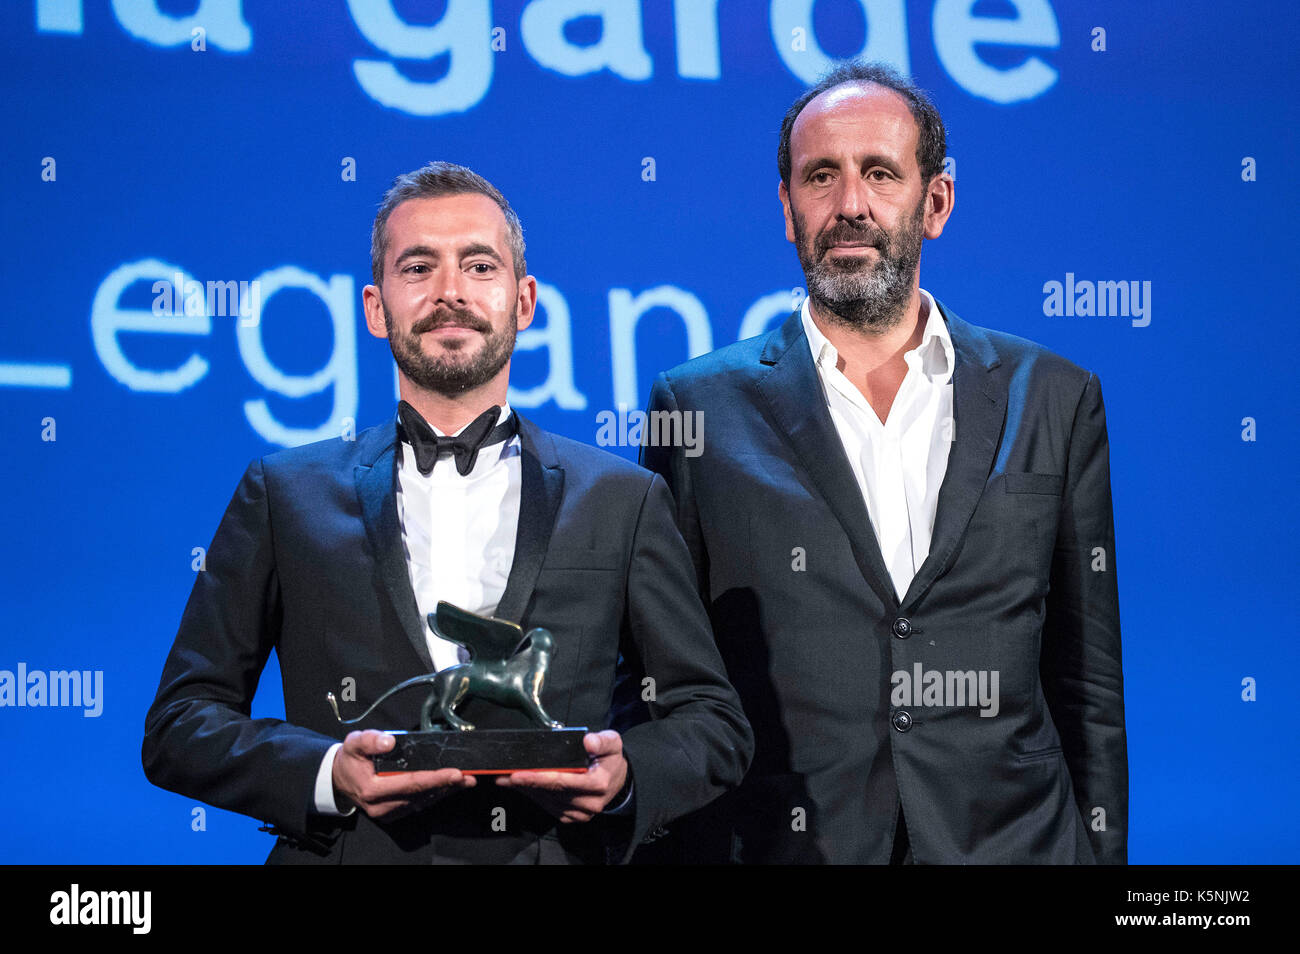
433, 267, 468, 306
835, 174, 872, 222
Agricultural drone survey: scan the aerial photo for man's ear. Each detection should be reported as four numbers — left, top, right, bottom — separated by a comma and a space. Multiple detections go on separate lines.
362, 284, 388, 339
923, 173, 955, 240
779, 180, 796, 244
514, 275, 538, 333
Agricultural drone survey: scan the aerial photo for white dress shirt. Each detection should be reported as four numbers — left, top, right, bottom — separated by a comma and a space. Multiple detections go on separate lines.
313, 404, 521, 815
801, 289, 955, 602
396, 405, 521, 669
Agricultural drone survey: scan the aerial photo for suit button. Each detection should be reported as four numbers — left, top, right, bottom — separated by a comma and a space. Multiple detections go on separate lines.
892, 710, 913, 732
892, 617, 912, 638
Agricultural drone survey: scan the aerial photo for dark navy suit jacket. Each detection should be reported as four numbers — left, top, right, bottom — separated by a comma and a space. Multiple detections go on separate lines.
143, 414, 753, 864
639, 302, 1128, 864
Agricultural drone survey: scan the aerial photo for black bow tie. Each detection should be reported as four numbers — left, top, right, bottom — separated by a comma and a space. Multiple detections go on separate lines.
397, 401, 517, 477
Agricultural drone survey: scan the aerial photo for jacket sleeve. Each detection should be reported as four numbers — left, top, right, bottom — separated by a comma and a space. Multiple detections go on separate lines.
613, 470, 753, 861
141, 457, 340, 838
1041, 373, 1129, 864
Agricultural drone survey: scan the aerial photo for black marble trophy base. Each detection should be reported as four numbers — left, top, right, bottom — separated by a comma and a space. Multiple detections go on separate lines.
373, 727, 590, 774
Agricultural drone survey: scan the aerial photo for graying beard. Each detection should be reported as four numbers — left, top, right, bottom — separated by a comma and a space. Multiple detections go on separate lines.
807, 258, 913, 332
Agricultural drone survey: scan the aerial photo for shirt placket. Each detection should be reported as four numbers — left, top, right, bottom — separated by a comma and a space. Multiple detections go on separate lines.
427, 467, 470, 669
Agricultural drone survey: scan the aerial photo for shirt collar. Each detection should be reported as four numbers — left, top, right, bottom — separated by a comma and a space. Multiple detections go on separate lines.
800, 289, 954, 385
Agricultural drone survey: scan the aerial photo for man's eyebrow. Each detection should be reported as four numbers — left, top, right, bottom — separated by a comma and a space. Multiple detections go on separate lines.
798, 156, 839, 180
393, 245, 440, 268
798, 153, 905, 179
458, 243, 505, 265
859, 153, 904, 175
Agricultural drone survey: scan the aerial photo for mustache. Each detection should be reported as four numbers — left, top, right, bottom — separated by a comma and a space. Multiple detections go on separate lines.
412, 306, 492, 334
815, 220, 888, 258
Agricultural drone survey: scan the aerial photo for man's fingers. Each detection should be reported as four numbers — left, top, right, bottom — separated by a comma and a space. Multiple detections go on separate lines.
495, 769, 604, 793
583, 729, 622, 759
364, 767, 472, 798
341, 729, 397, 756
562, 800, 602, 820
341, 732, 476, 792
350, 770, 476, 818
332, 730, 484, 819
501, 788, 597, 823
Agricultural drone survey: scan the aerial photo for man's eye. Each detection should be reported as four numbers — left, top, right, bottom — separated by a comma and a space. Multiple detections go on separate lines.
469, 262, 495, 274
868, 169, 891, 181
810, 171, 833, 185
404, 264, 428, 274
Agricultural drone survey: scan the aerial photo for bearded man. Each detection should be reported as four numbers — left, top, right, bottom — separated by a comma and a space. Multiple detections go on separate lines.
636, 61, 1128, 864
142, 161, 752, 864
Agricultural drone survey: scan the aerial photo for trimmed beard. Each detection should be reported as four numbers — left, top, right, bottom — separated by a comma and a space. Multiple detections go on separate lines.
793, 193, 926, 333
383, 297, 517, 396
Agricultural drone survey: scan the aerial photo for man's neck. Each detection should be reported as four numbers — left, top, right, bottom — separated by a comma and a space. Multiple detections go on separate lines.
398, 379, 510, 435
809, 288, 927, 425
809, 287, 926, 377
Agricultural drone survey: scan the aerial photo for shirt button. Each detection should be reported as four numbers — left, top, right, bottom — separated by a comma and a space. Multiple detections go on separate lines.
892, 710, 913, 733
892, 617, 912, 638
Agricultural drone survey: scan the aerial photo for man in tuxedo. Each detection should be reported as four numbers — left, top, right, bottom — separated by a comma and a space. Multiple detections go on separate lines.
638, 61, 1128, 863
142, 161, 752, 864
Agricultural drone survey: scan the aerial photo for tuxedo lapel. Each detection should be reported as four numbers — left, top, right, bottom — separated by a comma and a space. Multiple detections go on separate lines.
493, 415, 565, 625
355, 420, 434, 672
900, 300, 1006, 611
755, 310, 900, 611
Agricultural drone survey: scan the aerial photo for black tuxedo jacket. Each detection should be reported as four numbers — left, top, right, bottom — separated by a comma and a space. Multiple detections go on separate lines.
639, 302, 1128, 864
142, 414, 752, 864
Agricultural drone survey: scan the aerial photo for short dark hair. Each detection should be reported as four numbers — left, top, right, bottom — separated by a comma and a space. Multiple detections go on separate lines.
778, 60, 946, 187
370, 161, 526, 286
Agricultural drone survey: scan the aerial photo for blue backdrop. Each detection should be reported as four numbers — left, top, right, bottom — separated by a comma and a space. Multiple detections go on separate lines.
2, 0, 1296, 863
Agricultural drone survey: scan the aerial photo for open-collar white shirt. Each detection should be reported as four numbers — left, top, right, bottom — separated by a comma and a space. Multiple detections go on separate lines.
801, 290, 956, 603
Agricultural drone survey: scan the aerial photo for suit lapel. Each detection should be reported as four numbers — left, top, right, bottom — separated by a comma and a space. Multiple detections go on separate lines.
355, 419, 433, 672
493, 415, 565, 625
756, 310, 900, 611
900, 300, 1006, 611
